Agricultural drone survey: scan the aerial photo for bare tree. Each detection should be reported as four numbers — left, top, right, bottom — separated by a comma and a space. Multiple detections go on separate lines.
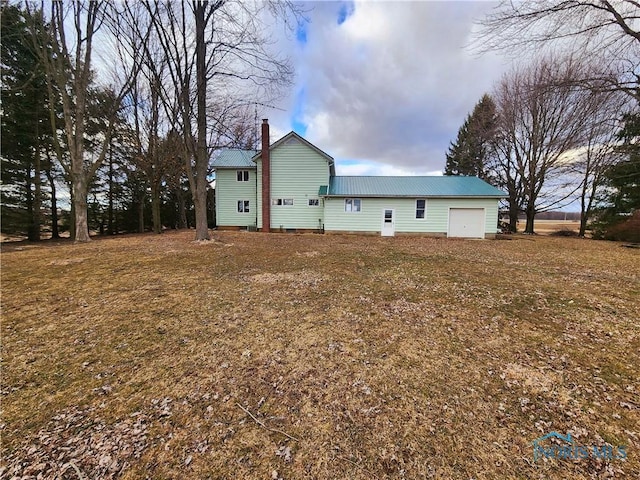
140, 0, 296, 241
493, 56, 597, 233
477, 1, 640, 101
28, 2, 147, 242
570, 90, 629, 236
490, 133, 525, 233
130, 53, 169, 234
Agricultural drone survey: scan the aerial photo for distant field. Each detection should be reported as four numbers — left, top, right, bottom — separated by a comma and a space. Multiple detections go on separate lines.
2, 231, 639, 479
531, 219, 581, 235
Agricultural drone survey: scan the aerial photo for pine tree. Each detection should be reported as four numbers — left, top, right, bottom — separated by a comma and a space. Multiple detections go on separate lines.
444, 94, 498, 180
599, 113, 640, 218
592, 112, 640, 241
0, 5, 52, 239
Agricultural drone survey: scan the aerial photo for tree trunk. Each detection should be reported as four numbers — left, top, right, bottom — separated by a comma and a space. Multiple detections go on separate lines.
524, 204, 536, 234
151, 182, 162, 234
208, 188, 215, 227
108, 146, 114, 235
138, 194, 145, 233
579, 185, 588, 237
26, 164, 35, 240
68, 179, 75, 239
194, 182, 209, 239
32, 142, 42, 241
579, 216, 588, 237
579, 179, 597, 237
72, 175, 91, 242
193, 1, 210, 241
45, 165, 59, 239
508, 203, 519, 233
29, 105, 42, 241
177, 188, 187, 229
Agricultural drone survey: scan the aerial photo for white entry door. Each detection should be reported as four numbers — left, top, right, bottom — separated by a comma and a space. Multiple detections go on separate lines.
381, 208, 395, 236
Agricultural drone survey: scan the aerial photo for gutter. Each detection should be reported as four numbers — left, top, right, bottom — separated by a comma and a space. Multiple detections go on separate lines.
320, 195, 507, 199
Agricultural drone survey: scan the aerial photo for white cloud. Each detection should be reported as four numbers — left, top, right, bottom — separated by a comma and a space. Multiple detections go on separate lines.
268, 1, 511, 173
336, 160, 443, 177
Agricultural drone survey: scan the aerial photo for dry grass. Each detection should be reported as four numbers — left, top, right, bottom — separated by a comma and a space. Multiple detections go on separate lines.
525, 220, 581, 235
1, 231, 639, 479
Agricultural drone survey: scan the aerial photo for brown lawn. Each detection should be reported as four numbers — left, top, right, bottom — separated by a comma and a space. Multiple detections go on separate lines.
1, 231, 639, 479
528, 220, 581, 235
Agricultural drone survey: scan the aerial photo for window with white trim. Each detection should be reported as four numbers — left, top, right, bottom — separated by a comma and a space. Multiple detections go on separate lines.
345, 198, 361, 212
416, 199, 426, 219
308, 198, 319, 206
237, 200, 250, 213
236, 170, 249, 182
272, 198, 294, 206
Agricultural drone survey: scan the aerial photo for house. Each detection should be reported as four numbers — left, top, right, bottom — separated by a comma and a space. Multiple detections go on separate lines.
212, 119, 506, 238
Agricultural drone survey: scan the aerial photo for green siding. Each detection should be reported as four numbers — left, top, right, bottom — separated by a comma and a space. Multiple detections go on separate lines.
324, 197, 500, 235
257, 141, 330, 230
215, 169, 257, 227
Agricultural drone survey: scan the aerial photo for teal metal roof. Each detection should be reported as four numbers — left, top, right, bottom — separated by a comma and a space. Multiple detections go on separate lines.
211, 149, 257, 168
318, 185, 328, 196
324, 176, 507, 198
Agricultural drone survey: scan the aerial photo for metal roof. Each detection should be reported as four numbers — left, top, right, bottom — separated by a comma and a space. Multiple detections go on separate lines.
211, 149, 257, 168
325, 176, 507, 198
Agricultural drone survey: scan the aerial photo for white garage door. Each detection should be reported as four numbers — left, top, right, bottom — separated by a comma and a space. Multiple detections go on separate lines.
448, 208, 485, 238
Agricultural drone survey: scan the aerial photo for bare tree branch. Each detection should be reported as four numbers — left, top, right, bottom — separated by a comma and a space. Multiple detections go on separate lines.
476, 1, 640, 101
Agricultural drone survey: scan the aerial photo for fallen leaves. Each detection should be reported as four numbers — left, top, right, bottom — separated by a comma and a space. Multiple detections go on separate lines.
2, 407, 149, 479
1, 231, 638, 479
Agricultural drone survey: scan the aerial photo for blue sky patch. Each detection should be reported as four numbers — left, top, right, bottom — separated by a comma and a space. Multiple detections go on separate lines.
337, 1, 355, 25
296, 20, 308, 45
291, 88, 307, 136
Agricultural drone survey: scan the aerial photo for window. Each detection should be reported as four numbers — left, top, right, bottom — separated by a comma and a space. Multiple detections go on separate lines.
272, 198, 294, 206
237, 200, 250, 213
308, 198, 319, 207
416, 199, 426, 219
284, 137, 301, 146
236, 170, 249, 182
345, 198, 361, 213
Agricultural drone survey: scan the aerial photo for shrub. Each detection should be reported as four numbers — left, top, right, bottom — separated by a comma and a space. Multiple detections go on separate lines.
599, 211, 640, 243
551, 229, 579, 237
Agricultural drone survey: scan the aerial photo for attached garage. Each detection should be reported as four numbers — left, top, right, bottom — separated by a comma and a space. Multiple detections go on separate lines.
448, 208, 485, 238
321, 176, 507, 238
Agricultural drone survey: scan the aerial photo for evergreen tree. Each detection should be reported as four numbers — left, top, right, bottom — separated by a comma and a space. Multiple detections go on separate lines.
444, 94, 498, 181
612, 113, 640, 211
1, 4, 52, 239
591, 112, 640, 241
599, 113, 640, 218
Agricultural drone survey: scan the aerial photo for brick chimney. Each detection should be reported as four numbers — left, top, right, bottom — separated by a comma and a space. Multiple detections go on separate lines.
261, 119, 270, 232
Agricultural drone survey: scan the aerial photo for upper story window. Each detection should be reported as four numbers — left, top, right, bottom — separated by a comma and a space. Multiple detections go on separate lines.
345, 198, 361, 213
284, 137, 301, 146
237, 170, 249, 182
416, 199, 426, 219
308, 198, 320, 207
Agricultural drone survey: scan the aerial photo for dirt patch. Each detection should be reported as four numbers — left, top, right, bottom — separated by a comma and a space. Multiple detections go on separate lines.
48, 257, 87, 266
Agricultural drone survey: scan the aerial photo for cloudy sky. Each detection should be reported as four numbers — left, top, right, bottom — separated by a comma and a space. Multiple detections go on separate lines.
264, 0, 509, 176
